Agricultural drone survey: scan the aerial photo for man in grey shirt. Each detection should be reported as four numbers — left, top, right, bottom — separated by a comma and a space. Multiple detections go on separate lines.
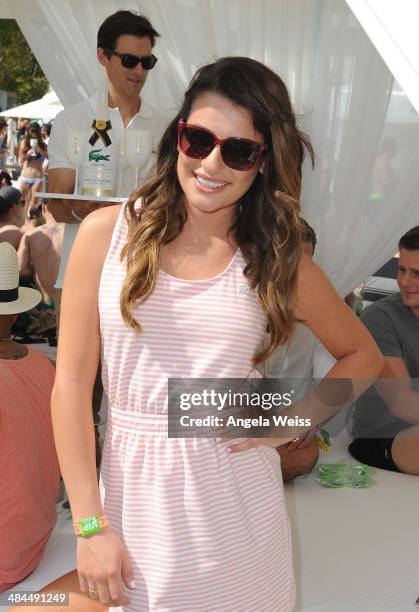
349, 225, 419, 475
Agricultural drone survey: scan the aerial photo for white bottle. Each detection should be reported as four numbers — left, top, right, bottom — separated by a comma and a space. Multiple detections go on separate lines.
79, 90, 118, 197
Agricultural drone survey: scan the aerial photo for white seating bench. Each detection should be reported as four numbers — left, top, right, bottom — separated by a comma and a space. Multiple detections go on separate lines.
1, 433, 418, 611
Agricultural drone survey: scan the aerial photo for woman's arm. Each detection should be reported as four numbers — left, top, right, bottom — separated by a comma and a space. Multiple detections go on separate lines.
51, 205, 133, 607
231, 255, 385, 451
52, 206, 119, 519
290, 255, 385, 433
294, 254, 384, 386
18, 141, 27, 166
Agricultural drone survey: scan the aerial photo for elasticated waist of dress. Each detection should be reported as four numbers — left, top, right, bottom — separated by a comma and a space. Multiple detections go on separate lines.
108, 407, 169, 434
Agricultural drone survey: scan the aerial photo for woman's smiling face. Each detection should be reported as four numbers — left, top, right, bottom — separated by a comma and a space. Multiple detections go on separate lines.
177, 92, 265, 219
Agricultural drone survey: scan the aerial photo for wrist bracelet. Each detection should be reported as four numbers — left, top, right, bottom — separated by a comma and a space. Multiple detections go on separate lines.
74, 514, 108, 537
71, 208, 83, 222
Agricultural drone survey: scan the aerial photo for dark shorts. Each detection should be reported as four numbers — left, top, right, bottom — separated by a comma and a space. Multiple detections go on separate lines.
348, 437, 401, 472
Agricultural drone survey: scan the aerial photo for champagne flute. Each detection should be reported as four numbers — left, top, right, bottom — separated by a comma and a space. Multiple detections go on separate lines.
124, 130, 154, 188
66, 131, 85, 194
29, 138, 39, 155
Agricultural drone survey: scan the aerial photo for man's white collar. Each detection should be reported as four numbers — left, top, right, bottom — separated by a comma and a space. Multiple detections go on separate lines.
88, 92, 153, 119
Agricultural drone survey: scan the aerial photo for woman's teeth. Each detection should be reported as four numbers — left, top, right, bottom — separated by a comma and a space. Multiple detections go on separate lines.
196, 175, 227, 189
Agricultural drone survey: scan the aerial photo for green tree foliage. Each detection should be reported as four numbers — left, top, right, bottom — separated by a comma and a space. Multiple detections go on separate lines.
0, 19, 49, 104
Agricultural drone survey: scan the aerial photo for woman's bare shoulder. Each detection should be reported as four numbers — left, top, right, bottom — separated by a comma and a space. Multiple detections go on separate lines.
69, 204, 122, 269
295, 253, 341, 318
78, 204, 121, 240
296, 252, 325, 289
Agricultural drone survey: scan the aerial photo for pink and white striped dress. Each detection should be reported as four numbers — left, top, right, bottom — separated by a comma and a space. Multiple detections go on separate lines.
99, 204, 295, 611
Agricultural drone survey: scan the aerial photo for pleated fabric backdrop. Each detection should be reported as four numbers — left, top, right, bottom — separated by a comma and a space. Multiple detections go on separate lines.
4, 0, 419, 294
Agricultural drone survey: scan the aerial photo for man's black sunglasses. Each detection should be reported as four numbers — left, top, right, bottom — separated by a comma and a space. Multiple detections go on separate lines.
105, 49, 158, 70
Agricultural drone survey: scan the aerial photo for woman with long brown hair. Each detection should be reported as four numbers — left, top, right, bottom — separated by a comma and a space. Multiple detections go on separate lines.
52, 57, 383, 610
18, 124, 48, 213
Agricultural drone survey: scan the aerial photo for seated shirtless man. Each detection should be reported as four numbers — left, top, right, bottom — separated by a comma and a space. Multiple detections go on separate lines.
18, 202, 63, 309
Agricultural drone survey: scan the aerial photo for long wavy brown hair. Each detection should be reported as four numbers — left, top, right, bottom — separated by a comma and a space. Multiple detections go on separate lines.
121, 57, 314, 365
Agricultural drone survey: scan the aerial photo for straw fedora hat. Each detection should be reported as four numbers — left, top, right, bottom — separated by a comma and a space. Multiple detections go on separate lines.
0, 242, 41, 315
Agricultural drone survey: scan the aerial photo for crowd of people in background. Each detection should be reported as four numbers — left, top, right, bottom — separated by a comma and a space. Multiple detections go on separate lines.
0, 117, 62, 340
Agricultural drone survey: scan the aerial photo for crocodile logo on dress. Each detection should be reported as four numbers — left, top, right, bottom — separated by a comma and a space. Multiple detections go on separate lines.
238, 283, 250, 293
89, 149, 111, 162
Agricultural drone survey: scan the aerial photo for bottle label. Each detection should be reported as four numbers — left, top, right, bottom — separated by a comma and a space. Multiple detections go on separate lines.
80, 145, 115, 196
81, 166, 114, 197
89, 149, 110, 162
78, 93, 117, 197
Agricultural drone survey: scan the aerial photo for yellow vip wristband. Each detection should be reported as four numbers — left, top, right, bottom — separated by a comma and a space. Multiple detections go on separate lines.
74, 514, 108, 537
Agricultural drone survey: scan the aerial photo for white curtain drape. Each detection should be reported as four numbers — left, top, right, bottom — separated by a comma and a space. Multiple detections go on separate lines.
346, 0, 419, 115
6, 0, 419, 295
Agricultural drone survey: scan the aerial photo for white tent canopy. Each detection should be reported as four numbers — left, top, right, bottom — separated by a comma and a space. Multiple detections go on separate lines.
0, 0, 418, 295
0, 0, 12, 17
0, 90, 63, 120
346, 0, 419, 116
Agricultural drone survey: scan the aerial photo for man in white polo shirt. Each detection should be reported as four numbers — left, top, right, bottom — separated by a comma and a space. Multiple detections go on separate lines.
48, 10, 162, 306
